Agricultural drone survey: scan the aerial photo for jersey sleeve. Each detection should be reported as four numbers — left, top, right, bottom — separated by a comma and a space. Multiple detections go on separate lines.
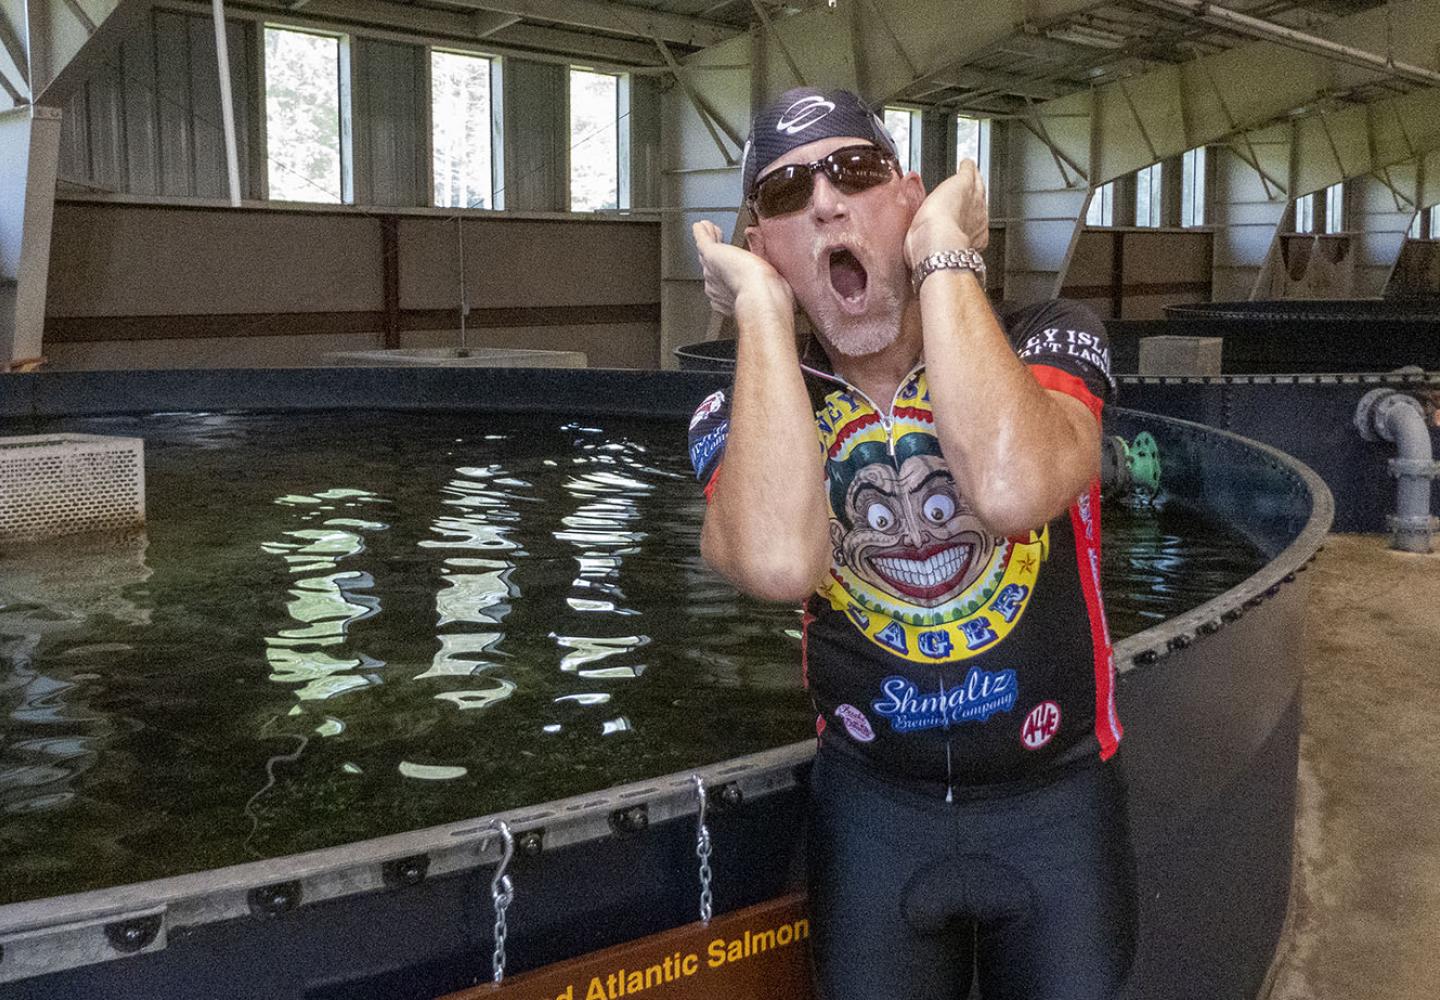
1002, 299, 1114, 420
687, 389, 731, 502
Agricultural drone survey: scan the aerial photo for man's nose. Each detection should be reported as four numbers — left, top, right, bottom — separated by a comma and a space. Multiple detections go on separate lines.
810, 173, 848, 222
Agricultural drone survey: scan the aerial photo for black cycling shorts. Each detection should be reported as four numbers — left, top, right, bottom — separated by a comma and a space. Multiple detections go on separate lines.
806, 746, 1137, 1000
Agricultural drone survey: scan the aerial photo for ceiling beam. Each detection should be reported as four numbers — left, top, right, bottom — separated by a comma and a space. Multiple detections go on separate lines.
439, 0, 738, 48
206, 0, 664, 65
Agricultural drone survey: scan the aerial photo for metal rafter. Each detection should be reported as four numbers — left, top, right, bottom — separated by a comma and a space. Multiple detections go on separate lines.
438, 0, 738, 48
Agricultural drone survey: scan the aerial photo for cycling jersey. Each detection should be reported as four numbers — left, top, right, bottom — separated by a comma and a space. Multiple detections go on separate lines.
689, 299, 1121, 799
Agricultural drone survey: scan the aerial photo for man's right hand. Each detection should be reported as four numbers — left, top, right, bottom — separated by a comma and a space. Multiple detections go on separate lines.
692, 220, 794, 319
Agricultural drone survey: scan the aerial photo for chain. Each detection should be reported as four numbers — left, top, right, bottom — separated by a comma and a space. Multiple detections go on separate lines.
692, 775, 713, 923
488, 820, 516, 985
492, 872, 514, 984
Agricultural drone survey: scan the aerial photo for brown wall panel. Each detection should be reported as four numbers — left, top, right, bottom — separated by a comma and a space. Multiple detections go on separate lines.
47, 203, 383, 316
397, 216, 662, 310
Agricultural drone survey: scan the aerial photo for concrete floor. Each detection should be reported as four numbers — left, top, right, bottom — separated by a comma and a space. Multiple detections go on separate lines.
1264, 534, 1440, 1000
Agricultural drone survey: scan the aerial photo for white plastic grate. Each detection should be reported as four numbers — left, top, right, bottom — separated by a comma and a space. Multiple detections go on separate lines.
0, 434, 146, 543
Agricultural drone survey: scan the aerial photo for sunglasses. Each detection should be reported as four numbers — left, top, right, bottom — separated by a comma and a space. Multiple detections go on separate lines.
748, 144, 900, 219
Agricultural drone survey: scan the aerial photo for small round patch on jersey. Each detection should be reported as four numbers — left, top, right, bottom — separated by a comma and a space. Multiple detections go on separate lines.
835, 703, 876, 743
1020, 700, 1061, 750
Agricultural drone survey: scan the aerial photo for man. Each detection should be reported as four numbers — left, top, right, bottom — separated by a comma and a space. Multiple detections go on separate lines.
688, 88, 1136, 1000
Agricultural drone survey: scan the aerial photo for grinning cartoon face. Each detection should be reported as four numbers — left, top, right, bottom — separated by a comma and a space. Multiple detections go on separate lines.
830, 452, 995, 608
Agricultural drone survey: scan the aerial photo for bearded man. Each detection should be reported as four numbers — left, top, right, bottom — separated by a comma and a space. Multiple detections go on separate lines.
687, 88, 1136, 1000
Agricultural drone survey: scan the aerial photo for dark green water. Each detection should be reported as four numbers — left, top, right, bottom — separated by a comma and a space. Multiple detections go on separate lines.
0, 411, 1263, 906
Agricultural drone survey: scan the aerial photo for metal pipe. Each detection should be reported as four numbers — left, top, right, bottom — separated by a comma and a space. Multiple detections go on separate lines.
1354, 387, 1438, 553
211, 0, 242, 207
1139, 0, 1440, 89
456, 217, 470, 356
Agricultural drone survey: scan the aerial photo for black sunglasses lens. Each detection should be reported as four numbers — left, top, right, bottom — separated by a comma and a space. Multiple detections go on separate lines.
829, 148, 895, 192
755, 167, 814, 217
752, 146, 894, 217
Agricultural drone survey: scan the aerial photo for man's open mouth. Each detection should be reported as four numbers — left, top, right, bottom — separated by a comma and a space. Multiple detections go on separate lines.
870, 542, 973, 602
828, 247, 869, 309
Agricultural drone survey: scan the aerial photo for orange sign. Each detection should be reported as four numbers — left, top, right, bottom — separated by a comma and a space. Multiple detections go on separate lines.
438, 894, 814, 1000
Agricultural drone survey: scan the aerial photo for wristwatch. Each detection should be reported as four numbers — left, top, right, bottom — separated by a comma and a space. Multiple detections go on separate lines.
912, 248, 987, 292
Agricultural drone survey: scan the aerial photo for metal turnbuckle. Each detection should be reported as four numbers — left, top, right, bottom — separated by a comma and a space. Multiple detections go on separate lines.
488, 820, 516, 985
692, 774, 713, 924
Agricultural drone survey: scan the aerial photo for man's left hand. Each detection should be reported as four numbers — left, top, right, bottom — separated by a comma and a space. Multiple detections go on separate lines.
904, 159, 989, 269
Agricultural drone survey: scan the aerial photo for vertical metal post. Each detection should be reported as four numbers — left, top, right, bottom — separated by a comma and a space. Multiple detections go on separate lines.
211, 0, 242, 207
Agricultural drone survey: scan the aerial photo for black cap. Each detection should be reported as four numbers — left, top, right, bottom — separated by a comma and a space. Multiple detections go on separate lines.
741, 87, 898, 199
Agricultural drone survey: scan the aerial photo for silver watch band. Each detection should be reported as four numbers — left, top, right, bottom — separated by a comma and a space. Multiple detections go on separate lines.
912, 248, 987, 292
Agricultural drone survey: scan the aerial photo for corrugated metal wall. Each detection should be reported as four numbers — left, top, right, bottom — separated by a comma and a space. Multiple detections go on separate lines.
60, 10, 256, 198
352, 38, 428, 207
55, 9, 658, 213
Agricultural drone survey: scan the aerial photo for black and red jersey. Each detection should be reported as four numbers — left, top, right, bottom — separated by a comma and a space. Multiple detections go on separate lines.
689, 300, 1121, 797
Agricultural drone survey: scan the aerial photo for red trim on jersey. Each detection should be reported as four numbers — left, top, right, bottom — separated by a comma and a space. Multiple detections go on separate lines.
1070, 479, 1123, 759
703, 464, 721, 504
892, 405, 934, 424
826, 412, 883, 458
1029, 364, 1104, 422
800, 597, 816, 691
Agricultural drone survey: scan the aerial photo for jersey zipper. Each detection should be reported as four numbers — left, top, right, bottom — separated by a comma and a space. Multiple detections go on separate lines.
819, 363, 926, 458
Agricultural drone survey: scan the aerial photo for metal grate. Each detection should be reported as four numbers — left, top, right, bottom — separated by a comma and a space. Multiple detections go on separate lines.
0, 434, 146, 543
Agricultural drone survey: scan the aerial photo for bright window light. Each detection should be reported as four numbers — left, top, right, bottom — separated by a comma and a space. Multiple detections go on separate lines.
1087, 183, 1114, 226
265, 27, 345, 203
1408, 211, 1421, 239
1295, 193, 1315, 233
1324, 182, 1344, 234
432, 50, 495, 209
883, 107, 917, 174
1136, 163, 1162, 227
1431, 204, 1440, 237
1181, 147, 1206, 227
955, 115, 991, 202
570, 68, 620, 212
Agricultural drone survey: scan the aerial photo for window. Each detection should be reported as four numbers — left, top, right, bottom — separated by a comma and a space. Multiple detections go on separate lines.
883, 107, 920, 174
1135, 163, 1162, 227
1295, 193, 1316, 233
1323, 182, 1344, 234
1409, 211, 1422, 239
431, 51, 498, 210
569, 68, 622, 212
1432, 204, 1440, 237
1181, 147, 1206, 227
955, 115, 991, 200
1086, 183, 1114, 226
265, 26, 349, 203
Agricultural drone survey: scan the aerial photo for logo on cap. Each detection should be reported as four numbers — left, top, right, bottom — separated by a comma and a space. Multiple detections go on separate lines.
776, 95, 835, 135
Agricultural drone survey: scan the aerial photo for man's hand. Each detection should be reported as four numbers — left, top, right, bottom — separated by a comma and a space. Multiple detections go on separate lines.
903, 159, 989, 269
692, 220, 794, 318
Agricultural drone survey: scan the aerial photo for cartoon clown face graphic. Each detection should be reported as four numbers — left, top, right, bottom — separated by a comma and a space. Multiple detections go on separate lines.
816, 381, 1047, 663
832, 450, 994, 607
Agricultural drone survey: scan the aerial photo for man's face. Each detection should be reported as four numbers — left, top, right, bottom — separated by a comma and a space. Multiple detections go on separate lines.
746, 136, 924, 359
832, 453, 995, 608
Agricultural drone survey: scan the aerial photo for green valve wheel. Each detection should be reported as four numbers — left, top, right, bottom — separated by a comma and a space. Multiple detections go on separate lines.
1126, 431, 1162, 496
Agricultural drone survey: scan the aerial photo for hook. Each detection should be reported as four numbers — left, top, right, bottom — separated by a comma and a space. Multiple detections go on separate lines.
489, 819, 515, 900
692, 774, 708, 830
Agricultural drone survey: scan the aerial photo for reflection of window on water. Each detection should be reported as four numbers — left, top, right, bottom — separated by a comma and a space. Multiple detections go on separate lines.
264, 27, 346, 203
432, 50, 496, 209
570, 68, 621, 212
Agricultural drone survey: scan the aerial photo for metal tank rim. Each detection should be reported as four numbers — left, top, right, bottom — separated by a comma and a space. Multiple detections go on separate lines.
0, 368, 1332, 987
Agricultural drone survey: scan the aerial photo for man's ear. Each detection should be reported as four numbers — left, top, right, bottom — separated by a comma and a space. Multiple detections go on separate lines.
902, 171, 926, 209
744, 225, 768, 261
